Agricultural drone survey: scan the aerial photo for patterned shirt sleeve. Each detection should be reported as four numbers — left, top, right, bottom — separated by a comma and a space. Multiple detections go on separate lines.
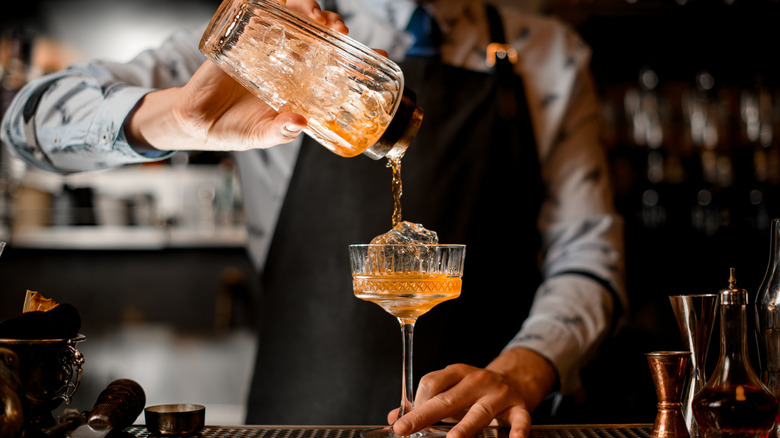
0, 28, 205, 174
499, 8, 627, 396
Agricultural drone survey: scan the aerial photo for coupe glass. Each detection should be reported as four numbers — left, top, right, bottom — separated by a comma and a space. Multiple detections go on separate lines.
349, 244, 466, 438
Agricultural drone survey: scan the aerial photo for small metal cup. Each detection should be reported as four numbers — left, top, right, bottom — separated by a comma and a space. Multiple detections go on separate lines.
145, 404, 206, 435
647, 351, 690, 438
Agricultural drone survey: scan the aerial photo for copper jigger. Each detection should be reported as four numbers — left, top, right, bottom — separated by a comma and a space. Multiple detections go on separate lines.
647, 351, 690, 438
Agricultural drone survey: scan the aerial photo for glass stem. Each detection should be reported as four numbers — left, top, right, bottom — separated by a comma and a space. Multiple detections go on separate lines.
397, 318, 417, 423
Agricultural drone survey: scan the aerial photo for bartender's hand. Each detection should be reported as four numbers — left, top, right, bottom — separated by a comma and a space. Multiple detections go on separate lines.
389, 348, 557, 438
124, 0, 348, 153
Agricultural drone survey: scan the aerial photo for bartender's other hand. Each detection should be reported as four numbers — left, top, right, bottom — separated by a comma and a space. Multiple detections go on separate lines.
390, 348, 557, 438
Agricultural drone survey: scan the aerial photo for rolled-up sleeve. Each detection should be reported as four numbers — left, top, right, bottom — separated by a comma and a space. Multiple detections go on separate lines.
1, 28, 205, 174
502, 12, 627, 396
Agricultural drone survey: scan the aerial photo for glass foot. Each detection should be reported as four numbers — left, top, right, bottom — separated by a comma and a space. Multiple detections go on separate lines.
361, 426, 449, 438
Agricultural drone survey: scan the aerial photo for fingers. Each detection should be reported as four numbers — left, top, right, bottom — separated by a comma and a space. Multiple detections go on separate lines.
175, 60, 309, 151
446, 395, 530, 438
393, 365, 479, 435
507, 408, 532, 438
393, 365, 532, 438
387, 408, 400, 425
322, 11, 349, 34
261, 112, 307, 145
415, 364, 473, 405
282, 0, 324, 22
284, 0, 348, 34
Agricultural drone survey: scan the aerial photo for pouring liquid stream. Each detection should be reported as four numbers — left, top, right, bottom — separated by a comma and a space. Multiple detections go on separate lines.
389, 156, 403, 228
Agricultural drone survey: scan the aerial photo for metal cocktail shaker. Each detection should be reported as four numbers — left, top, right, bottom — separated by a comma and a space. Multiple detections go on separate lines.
669, 294, 718, 437
199, 0, 423, 160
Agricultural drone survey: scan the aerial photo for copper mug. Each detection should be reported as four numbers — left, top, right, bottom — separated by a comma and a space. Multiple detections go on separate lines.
0, 335, 85, 436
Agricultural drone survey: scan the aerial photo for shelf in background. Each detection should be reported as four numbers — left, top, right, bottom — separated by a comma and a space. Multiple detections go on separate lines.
8, 225, 246, 249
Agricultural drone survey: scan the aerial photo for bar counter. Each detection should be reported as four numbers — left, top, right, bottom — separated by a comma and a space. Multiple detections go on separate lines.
124, 424, 653, 438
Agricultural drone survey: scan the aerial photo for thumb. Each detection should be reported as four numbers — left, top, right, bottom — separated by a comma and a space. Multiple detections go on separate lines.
387, 408, 401, 425
257, 112, 307, 146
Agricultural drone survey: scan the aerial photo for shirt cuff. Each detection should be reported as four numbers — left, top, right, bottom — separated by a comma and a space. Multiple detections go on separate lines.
91, 84, 173, 161
116, 126, 173, 159
503, 319, 582, 395
503, 274, 616, 395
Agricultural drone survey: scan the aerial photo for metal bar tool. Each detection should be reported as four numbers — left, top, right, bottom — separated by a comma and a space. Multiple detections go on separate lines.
68, 379, 145, 438
647, 351, 690, 438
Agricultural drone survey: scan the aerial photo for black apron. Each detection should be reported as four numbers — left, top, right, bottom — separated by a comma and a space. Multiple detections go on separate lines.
246, 5, 544, 425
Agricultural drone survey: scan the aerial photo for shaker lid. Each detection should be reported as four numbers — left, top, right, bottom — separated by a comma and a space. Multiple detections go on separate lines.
363, 88, 423, 160
720, 267, 748, 305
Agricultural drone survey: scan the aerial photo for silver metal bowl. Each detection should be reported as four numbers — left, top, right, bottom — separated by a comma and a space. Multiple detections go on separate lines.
144, 404, 205, 435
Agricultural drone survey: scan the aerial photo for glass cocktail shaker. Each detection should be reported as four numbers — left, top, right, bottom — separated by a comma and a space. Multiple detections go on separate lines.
756, 218, 780, 399
200, 0, 423, 160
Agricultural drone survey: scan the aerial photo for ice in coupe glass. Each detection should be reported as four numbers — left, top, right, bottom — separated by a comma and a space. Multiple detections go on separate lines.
349, 228, 465, 438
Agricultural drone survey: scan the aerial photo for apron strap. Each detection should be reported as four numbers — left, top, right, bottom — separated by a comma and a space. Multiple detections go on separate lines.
486, 4, 507, 45
247, 1, 544, 425
485, 4, 520, 120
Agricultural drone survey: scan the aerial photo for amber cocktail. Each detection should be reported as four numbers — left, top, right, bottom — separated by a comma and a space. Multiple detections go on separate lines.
349, 244, 465, 438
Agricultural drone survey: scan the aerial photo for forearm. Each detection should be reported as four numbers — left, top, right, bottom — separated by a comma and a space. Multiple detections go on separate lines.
512, 56, 626, 395
486, 347, 557, 414
123, 87, 183, 152
0, 28, 207, 173
1, 68, 168, 174
506, 274, 617, 395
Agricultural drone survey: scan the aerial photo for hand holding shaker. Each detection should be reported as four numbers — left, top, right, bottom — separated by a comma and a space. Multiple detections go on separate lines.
199, 0, 423, 160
